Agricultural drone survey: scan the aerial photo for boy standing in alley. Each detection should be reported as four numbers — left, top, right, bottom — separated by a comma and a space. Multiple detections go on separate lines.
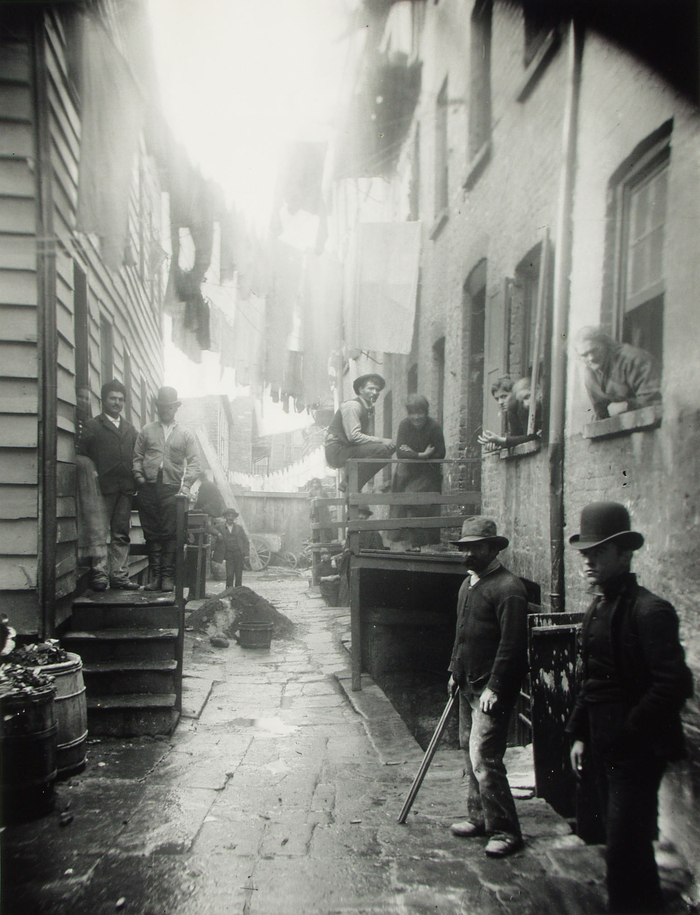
213, 508, 249, 589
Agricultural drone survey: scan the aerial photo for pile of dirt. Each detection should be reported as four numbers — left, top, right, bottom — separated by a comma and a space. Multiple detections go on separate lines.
186, 586, 295, 642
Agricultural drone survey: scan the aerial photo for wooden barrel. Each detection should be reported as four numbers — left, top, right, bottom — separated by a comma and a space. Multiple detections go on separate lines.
1, 685, 57, 823
33, 652, 88, 777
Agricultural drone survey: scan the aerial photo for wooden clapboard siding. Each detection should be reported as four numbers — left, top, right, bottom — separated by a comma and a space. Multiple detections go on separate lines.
0, 267, 37, 306
0, 557, 37, 590
0, 413, 37, 448
2, 342, 38, 378
0, 196, 35, 235
0, 157, 34, 197
1, 449, 38, 485
0, 484, 37, 520
0, 378, 38, 413
0, 305, 37, 343
0, 234, 36, 270
0, 519, 37, 555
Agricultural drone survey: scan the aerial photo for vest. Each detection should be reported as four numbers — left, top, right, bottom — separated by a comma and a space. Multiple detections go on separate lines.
326, 397, 372, 445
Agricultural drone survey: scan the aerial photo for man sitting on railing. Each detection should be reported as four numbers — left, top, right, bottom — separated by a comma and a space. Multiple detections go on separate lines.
324, 373, 396, 491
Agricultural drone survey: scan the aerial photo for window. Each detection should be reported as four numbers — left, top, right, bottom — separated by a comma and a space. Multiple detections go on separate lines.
435, 79, 448, 217
99, 316, 114, 386
616, 145, 669, 368
469, 0, 492, 161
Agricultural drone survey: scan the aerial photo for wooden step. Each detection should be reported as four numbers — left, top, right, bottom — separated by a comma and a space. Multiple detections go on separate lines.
72, 591, 176, 608
83, 660, 177, 696
63, 629, 178, 663
71, 604, 179, 631
86, 693, 179, 737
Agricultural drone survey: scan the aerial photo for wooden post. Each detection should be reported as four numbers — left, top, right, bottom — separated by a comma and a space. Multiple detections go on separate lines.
174, 494, 188, 714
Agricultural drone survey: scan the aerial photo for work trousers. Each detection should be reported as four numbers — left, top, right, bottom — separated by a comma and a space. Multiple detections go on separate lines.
137, 479, 179, 543
225, 551, 244, 589
324, 440, 394, 490
458, 688, 521, 838
588, 703, 666, 915
93, 490, 133, 583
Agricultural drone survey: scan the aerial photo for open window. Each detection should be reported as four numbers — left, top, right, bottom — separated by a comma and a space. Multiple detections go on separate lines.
465, 0, 492, 189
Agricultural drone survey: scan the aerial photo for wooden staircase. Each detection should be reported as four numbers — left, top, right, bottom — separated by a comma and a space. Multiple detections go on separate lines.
64, 590, 182, 737
63, 495, 189, 738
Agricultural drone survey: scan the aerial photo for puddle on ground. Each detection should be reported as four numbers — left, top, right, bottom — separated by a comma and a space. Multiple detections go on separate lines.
229, 717, 298, 735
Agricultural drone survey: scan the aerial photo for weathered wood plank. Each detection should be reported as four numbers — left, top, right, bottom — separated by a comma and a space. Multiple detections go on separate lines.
57, 518, 77, 544
0, 450, 38, 485
0, 305, 37, 343
0, 120, 33, 158
0, 196, 35, 233
55, 569, 77, 601
57, 414, 75, 435
0, 519, 37, 555
56, 495, 76, 518
0, 484, 37, 520
0, 413, 37, 448
0, 234, 36, 270
0, 41, 31, 81
0, 157, 35, 197
57, 428, 75, 463
0, 377, 38, 412
56, 461, 75, 497
0, 84, 32, 121
0, 267, 38, 306
347, 514, 479, 532
0, 556, 37, 590
349, 491, 482, 507
0, 342, 38, 378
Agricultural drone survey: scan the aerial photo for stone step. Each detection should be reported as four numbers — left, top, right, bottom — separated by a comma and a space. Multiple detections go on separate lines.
86, 693, 179, 737
63, 629, 179, 663
73, 591, 176, 608
83, 660, 178, 696
71, 604, 179, 631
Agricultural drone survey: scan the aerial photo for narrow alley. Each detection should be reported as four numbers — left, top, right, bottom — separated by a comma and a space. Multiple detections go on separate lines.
5, 570, 620, 915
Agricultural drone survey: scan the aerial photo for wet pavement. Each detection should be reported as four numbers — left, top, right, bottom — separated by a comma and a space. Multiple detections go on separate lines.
2, 570, 692, 914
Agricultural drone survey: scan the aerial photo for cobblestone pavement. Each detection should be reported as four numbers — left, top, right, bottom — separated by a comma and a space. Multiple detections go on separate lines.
5, 569, 688, 914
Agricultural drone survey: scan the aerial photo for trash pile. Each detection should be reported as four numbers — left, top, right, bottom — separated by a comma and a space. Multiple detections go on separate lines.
0, 664, 54, 698
187, 586, 295, 643
4, 641, 69, 667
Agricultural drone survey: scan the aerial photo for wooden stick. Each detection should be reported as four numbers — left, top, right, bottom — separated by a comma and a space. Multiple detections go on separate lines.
397, 688, 458, 824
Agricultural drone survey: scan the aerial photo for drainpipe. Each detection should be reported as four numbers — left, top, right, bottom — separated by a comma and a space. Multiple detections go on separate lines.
549, 18, 583, 612
32, 13, 58, 638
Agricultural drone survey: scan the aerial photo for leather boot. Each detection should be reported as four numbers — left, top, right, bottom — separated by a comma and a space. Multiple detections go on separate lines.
161, 541, 176, 592
144, 543, 162, 591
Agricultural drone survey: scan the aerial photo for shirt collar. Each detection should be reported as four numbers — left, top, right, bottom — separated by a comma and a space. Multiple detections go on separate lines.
103, 413, 121, 428
469, 558, 501, 588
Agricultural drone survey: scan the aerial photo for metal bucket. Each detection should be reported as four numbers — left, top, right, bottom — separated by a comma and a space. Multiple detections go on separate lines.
236, 621, 274, 649
33, 652, 88, 777
1, 685, 57, 823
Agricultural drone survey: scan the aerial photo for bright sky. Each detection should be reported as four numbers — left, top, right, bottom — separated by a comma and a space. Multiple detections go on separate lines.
148, 0, 355, 225
148, 0, 356, 429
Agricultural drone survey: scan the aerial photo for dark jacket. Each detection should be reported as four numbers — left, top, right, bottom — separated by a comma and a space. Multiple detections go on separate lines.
566, 573, 693, 761
449, 564, 528, 704
212, 520, 249, 563
393, 416, 446, 491
77, 414, 138, 495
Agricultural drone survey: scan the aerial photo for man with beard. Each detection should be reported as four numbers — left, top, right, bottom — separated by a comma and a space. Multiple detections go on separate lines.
447, 518, 528, 857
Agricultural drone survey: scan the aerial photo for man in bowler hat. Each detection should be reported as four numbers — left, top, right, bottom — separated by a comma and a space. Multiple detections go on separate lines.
133, 387, 200, 591
212, 508, 249, 590
567, 502, 693, 914
324, 373, 396, 491
447, 518, 528, 858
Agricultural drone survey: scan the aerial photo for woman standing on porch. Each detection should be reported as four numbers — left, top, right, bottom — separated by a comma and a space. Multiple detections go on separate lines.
390, 394, 446, 551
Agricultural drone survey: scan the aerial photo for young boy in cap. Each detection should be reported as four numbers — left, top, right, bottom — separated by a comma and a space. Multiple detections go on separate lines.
447, 518, 528, 857
133, 386, 200, 591
212, 508, 250, 590
324, 374, 396, 491
567, 502, 693, 914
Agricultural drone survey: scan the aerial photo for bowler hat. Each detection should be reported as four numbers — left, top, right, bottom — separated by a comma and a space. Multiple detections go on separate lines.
357, 506, 374, 517
155, 386, 181, 407
569, 502, 644, 551
223, 507, 239, 517
450, 517, 509, 551
353, 373, 386, 395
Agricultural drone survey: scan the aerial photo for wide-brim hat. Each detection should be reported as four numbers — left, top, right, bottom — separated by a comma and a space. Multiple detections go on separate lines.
155, 386, 181, 407
450, 517, 509, 551
353, 373, 386, 395
569, 501, 644, 551
223, 508, 239, 518
357, 507, 374, 517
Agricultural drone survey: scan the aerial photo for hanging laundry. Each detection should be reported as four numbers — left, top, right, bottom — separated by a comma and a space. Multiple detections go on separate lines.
344, 221, 421, 355
301, 253, 343, 406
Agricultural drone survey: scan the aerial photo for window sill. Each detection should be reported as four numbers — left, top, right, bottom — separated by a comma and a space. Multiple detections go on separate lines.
582, 403, 663, 440
464, 140, 492, 192
516, 29, 561, 103
500, 439, 542, 460
430, 208, 449, 241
